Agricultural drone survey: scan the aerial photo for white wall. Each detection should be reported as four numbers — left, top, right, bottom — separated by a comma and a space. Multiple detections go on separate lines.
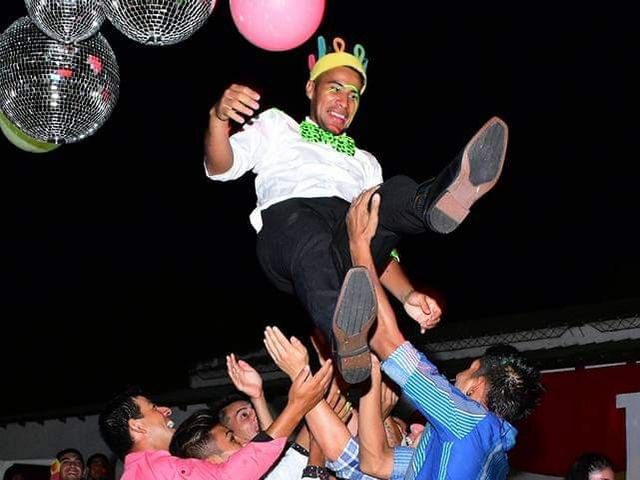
0, 404, 207, 462
0, 414, 106, 461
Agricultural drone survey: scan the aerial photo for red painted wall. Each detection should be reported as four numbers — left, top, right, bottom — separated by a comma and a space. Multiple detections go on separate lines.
509, 363, 640, 476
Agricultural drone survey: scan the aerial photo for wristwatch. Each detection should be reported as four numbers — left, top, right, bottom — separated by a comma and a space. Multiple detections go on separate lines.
302, 465, 330, 480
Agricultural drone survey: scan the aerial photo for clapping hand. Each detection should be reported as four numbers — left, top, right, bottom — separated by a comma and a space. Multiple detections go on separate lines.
263, 326, 309, 379
226, 353, 263, 399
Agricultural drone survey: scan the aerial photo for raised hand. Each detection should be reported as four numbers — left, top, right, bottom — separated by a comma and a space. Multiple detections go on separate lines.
288, 361, 334, 415
263, 326, 309, 379
346, 186, 380, 247
403, 290, 442, 333
226, 353, 263, 399
266, 361, 333, 440
211, 84, 261, 124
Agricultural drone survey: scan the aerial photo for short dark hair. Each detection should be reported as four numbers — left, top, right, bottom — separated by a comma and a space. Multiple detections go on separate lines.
476, 344, 543, 423
85, 453, 111, 480
565, 453, 614, 480
98, 387, 143, 460
56, 448, 84, 464
86, 453, 109, 466
208, 392, 251, 427
169, 409, 220, 459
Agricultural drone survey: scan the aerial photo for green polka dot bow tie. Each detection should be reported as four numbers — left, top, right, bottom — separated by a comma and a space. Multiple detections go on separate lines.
299, 120, 356, 156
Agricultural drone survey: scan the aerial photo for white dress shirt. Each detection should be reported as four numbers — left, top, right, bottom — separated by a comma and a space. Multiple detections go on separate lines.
206, 108, 383, 232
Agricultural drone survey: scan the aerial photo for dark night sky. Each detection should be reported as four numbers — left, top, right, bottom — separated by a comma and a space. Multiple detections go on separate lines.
0, 1, 637, 417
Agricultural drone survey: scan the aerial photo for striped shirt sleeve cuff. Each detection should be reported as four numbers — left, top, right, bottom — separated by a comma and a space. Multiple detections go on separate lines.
381, 341, 421, 388
391, 446, 414, 480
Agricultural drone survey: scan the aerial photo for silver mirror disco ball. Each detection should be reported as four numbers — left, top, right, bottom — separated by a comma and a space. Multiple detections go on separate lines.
25, 0, 106, 43
0, 16, 119, 144
101, 0, 216, 46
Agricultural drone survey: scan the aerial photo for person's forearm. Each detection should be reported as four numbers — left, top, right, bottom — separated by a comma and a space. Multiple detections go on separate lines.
350, 240, 405, 360
305, 402, 352, 461
307, 436, 326, 466
358, 376, 394, 477
204, 113, 234, 175
266, 402, 304, 439
345, 409, 359, 436
251, 393, 275, 430
295, 424, 311, 450
380, 260, 414, 303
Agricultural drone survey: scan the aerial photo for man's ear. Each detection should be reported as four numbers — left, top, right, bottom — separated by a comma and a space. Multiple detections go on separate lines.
466, 376, 489, 404
305, 80, 315, 100
128, 418, 147, 438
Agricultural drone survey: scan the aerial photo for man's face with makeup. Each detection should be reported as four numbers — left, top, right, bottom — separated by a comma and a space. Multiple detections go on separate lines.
221, 400, 260, 445
306, 66, 363, 135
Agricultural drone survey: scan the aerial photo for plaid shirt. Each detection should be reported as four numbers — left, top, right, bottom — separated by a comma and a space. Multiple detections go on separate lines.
326, 436, 414, 480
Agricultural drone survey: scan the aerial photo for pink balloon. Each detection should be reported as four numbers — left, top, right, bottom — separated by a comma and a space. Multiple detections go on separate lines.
230, 0, 325, 52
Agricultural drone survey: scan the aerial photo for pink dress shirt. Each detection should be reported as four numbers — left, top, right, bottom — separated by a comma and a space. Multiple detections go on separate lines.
121, 438, 286, 480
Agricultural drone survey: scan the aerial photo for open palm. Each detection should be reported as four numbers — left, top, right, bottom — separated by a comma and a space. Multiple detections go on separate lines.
227, 353, 263, 399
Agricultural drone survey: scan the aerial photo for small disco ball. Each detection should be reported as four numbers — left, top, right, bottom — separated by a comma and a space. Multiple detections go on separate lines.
0, 16, 120, 144
101, 0, 216, 46
25, 0, 106, 43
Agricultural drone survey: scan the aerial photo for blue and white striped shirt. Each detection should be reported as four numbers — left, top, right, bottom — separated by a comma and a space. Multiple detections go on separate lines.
382, 342, 517, 480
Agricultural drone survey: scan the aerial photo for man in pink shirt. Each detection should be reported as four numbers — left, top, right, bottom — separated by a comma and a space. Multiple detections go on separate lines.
99, 362, 332, 480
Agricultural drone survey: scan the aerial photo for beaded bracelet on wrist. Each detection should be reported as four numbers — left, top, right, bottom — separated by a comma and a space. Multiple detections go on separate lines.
302, 465, 330, 480
290, 442, 310, 457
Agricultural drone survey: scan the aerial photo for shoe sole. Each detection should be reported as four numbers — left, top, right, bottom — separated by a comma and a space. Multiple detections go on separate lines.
332, 267, 377, 384
428, 117, 508, 233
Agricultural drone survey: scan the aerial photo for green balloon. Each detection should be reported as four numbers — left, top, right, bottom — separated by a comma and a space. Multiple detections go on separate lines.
0, 110, 60, 153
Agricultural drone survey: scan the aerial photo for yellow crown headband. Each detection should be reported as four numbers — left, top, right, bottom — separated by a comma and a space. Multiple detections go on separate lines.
308, 36, 369, 93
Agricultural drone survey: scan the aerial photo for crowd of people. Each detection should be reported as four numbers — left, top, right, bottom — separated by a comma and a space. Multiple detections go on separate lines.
5, 35, 618, 480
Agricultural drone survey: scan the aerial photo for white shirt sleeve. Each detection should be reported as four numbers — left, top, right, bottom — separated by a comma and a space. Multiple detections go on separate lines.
359, 149, 383, 188
206, 108, 286, 182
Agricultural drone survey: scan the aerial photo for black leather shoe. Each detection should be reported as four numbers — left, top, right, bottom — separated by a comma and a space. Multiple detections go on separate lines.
331, 267, 377, 384
416, 117, 508, 233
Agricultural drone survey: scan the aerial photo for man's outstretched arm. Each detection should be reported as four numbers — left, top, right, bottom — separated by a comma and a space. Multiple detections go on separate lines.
346, 189, 405, 360
263, 326, 354, 462
379, 256, 413, 303
266, 362, 333, 439
347, 189, 487, 440
226, 353, 274, 430
380, 260, 442, 334
205, 84, 260, 175
358, 355, 394, 478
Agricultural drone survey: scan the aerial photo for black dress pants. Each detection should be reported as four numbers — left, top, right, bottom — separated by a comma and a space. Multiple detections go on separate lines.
256, 175, 427, 339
